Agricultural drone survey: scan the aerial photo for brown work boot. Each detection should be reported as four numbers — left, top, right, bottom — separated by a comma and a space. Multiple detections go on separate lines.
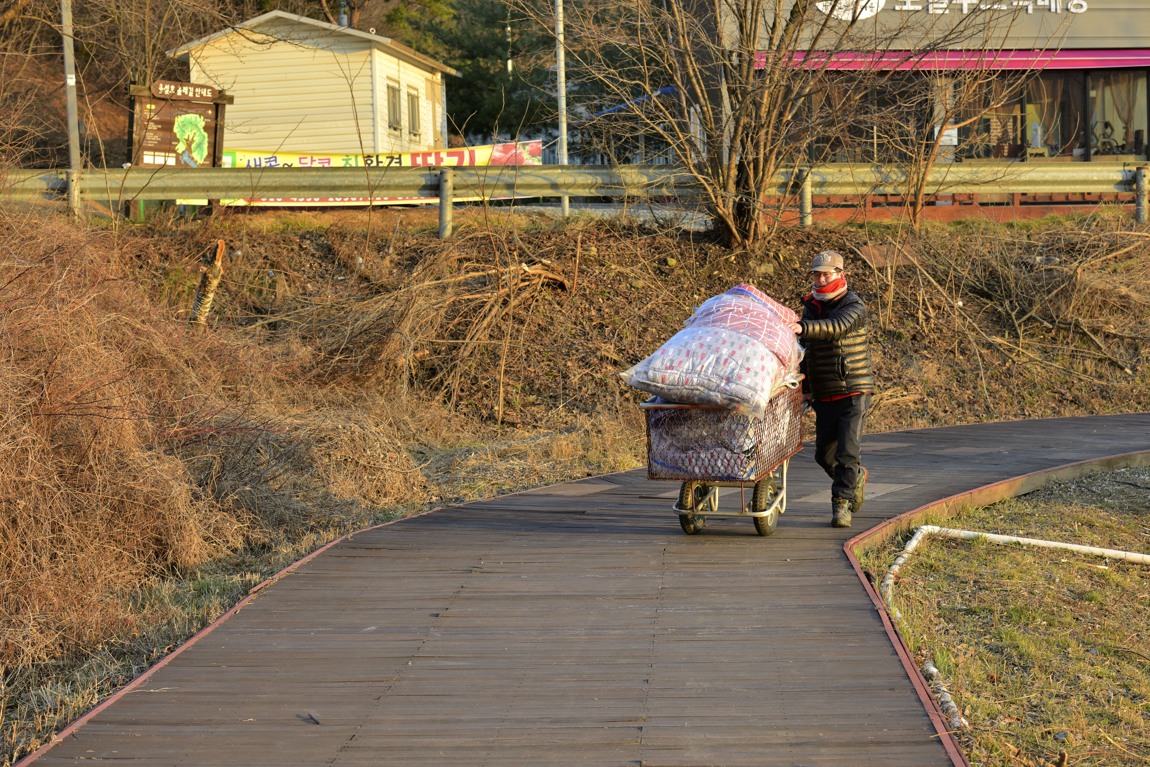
831, 497, 853, 528
854, 467, 868, 513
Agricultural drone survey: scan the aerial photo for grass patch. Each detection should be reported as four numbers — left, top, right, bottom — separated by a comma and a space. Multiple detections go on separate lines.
861, 468, 1150, 767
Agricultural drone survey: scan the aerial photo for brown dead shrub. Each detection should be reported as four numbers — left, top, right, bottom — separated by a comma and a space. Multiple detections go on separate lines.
0, 213, 247, 666
856, 214, 1149, 428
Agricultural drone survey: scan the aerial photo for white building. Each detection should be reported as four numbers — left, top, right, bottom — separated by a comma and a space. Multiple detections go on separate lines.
169, 11, 458, 156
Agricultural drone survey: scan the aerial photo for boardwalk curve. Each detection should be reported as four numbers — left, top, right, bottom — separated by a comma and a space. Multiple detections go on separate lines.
19, 414, 1150, 767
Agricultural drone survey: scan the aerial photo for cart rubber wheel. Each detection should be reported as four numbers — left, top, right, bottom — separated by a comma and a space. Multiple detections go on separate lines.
752, 477, 780, 537
677, 481, 712, 535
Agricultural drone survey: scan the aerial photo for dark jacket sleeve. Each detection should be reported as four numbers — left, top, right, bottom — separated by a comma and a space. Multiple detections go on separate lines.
800, 298, 867, 341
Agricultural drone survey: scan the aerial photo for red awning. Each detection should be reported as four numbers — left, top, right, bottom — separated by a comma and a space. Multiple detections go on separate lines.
758, 49, 1150, 71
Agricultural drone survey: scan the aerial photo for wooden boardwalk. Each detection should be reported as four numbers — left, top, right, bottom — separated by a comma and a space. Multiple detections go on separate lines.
24, 414, 1150, 767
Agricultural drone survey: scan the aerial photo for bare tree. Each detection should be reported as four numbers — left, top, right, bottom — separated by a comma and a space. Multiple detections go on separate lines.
78, 0, 236, 89
0, 0, 70, 167
510, 0, 1042, 248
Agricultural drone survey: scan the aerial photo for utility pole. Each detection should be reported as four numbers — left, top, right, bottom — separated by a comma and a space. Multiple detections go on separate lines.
556, 0, 569, 217
60, 0, 82, 217
505, 15, 513, 74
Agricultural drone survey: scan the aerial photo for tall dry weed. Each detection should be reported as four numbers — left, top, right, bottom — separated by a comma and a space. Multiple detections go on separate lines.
283, 229, 565, 393
0, 213, 246, 667
860, 214, 1150, 426
915, 217, 1149, 373
278, 223, 694, 430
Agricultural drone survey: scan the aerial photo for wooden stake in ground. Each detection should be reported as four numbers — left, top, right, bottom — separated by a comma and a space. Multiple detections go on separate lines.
190, 240, 226, 326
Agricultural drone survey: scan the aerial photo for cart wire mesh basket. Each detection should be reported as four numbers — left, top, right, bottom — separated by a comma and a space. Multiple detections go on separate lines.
643, 385, 803, 483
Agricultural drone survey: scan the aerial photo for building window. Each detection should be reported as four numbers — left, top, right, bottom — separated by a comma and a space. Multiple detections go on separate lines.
407, 90, 420, 137
1026, 72, 1086, 158
956, 78, 1025, 160
387, 84, 402, 132
1091, 71, 1148, 157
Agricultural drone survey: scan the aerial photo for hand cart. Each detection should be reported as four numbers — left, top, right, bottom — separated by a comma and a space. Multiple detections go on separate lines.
640, 383, 803, 536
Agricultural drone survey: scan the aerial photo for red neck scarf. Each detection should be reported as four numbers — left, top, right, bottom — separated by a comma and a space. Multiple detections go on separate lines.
812, 275, 847, 303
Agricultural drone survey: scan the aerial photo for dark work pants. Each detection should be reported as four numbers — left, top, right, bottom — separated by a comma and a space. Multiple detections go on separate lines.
811, 393, 871, 502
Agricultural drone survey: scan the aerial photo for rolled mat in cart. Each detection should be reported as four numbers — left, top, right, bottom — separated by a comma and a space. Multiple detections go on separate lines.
644, 386, 803, 482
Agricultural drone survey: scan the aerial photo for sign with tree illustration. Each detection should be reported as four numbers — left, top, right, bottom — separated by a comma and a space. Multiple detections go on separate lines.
129, 80, 230, 169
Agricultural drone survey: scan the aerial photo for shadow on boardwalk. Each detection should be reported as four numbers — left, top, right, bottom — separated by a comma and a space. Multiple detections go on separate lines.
21, 415, 1150, 767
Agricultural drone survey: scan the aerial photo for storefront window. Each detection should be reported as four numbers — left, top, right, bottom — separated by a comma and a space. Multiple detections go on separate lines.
790, 68, 1148, 164
1091, 71, 1148, 158
1026, 72, 1086, 158
956, 77, 1025, 160
853, 74, 929, 164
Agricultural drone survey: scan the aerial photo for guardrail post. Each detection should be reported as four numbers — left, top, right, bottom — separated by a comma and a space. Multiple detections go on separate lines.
66, 170, 82, 219
799, 168, 813, 228
1137, 166, 1148, 225
438, 168, 453, 240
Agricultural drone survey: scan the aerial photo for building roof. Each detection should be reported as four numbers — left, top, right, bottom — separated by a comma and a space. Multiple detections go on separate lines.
168, 10, 459, 77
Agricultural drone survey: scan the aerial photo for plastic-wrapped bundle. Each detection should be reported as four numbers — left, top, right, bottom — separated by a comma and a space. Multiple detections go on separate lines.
621, 284, 802, 413
642, 387, 803, 481
686, 284, 800, 374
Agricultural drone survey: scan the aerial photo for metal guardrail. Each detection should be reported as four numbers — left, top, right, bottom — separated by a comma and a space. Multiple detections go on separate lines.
0, 165, 701, 205
2, 161, 1146, 211
794, 162, 1142, 196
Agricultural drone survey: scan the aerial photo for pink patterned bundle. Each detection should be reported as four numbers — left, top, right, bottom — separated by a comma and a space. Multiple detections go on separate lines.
622, 284, 802, 414
686, 284, 800, 373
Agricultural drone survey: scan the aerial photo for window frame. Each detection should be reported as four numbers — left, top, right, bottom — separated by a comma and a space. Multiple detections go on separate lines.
386, 83, 402, 133
407, 90, 421, 137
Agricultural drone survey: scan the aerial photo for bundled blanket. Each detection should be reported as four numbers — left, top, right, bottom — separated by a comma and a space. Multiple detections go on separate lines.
622, 284, 801, 414
645, 404, 761, 481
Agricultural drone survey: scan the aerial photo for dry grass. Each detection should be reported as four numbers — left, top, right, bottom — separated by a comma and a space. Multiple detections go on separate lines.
856, 212, 1150, 430
913, 215, 1148, 378
0, 205, 1148, 765
0, 215, 243, 665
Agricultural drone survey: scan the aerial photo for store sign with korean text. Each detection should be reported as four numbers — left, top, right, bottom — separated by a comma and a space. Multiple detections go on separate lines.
815, 0, 1086, 15
222, 141, 542, 171
218, 140, 543, 206
809, 0, 1148, 49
